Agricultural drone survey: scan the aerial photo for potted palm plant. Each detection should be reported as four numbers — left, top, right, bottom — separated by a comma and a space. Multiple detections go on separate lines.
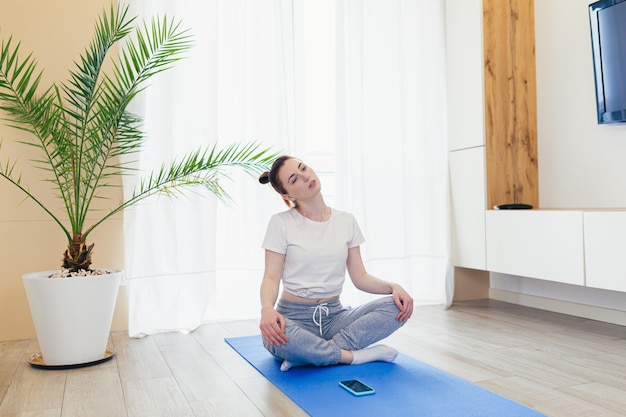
0, 4, 277, 367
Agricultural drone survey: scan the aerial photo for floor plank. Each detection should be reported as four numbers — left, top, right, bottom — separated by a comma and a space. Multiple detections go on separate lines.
110, 332, 172, 382
158, 343, 242, 402
0, 361, 66, 416
61, 367, 126, 417
123, 377, 194, 417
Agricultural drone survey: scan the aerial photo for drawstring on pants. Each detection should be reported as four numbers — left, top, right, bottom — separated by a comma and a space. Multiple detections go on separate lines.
311, 303, 329, 336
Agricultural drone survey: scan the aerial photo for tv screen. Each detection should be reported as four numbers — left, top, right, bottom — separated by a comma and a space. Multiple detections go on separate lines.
589, 0, 626, 124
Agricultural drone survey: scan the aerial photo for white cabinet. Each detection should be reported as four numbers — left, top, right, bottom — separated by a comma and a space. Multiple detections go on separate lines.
486, 210, 585, 285
583, 212, 626, 292
450, 148, 486, 270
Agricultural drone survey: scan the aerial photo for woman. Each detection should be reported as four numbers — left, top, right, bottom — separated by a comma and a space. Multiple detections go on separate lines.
258, 155, 413, 371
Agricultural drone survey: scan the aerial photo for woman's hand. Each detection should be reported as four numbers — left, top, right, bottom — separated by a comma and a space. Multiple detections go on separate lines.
259, 306, 288, 346
391, 285, 414, 322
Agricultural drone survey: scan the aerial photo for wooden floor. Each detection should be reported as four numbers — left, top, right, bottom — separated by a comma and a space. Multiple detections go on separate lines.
0, 299, 625, 417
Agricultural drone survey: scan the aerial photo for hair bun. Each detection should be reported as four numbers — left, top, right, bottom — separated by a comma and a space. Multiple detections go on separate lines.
259, 171, 270, 184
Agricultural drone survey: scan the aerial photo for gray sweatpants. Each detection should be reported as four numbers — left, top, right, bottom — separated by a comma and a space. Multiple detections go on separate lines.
262, 296, 405, 367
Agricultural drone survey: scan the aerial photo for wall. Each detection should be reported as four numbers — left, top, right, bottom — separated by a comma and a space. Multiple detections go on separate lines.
0, 0, 128, 341
536, 0, 626, 209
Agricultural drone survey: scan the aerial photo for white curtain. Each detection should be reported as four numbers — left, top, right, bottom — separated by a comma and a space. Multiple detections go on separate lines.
335, 0, 452, 308
123, 0, 293, 337
123, 0, 451, 337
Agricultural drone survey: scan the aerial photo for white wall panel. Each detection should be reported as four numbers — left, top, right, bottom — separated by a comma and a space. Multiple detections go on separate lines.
449, 147, 486, 269
445, 0, 485, 151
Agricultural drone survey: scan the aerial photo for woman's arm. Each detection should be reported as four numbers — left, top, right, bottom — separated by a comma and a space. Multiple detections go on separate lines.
259, 249, 289, 345
346, 246, 414, 322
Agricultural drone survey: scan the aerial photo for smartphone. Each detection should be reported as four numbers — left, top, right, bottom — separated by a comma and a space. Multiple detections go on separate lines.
338, 379, 375, 396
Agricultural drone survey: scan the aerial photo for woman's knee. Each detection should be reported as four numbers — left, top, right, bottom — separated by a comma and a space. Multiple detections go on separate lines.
372, 295, 402, 315
262, 335, 279, 355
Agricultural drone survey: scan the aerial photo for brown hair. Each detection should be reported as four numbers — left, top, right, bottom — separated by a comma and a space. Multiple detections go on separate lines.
259, 155, 295, 207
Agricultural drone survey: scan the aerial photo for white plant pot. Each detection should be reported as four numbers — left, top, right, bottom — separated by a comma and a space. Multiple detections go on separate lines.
22, 270, 122, 366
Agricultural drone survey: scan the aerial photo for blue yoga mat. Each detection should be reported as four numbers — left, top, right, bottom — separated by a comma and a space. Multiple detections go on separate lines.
225, 335, 546, 417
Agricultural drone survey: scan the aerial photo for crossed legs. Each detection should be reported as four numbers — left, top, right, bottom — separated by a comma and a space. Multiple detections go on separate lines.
262, 297, 404, 371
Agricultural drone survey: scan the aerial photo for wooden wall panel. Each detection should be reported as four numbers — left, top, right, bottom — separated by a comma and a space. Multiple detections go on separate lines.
483, 0, 539, 209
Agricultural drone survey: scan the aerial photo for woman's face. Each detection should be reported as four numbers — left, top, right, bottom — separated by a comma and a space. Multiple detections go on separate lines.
278, 158, 321, 203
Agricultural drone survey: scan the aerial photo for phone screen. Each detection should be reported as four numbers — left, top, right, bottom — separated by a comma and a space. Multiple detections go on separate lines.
339, 379, 375, 395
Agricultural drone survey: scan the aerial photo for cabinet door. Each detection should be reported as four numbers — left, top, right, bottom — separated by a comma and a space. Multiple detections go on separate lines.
486, 210, 584, 285
450, 147, 486, 270
584, 212, 626, 292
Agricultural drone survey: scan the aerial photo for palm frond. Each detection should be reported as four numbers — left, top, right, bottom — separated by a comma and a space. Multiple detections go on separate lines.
0, 141, 70, 242
82, 142, 281, 239
0, 34, 72, 234
66, 6, 194, 237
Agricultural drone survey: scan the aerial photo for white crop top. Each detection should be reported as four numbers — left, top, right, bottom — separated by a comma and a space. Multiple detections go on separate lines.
262, 208, 365, 299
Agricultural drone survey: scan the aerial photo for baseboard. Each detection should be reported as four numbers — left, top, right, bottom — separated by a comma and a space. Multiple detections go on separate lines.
489, 288, 626, 326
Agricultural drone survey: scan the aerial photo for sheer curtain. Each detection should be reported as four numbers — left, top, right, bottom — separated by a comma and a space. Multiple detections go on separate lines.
123, 0, 451, 337
335, 0, 452, 308
123, 0, 293, 337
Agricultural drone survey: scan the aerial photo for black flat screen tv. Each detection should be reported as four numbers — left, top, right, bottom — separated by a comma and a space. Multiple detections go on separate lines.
589, 0, 626, 124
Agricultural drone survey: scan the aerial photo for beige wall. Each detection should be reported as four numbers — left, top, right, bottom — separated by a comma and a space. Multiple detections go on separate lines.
0, 0, 128, 341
